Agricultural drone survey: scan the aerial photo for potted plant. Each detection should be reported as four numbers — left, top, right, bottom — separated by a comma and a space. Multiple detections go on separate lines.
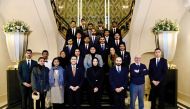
3, 20, 30, 63
152, 18, 179, 61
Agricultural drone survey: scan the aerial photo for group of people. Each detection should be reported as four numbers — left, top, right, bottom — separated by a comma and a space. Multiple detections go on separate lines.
18, 19, 168, 109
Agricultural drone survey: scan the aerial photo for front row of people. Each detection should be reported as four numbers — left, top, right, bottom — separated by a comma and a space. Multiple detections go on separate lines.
18, 48, 168, 109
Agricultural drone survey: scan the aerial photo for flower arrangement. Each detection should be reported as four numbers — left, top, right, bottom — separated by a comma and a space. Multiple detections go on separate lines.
3, 20, 30, 33
152, 19, 179, 35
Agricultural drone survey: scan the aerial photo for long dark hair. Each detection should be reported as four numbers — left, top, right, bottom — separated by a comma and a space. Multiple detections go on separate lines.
52, 57, 60, 67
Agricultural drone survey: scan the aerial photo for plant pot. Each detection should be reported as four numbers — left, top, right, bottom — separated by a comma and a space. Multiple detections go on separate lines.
5, 32, 28, 63
158, 31, 179, 61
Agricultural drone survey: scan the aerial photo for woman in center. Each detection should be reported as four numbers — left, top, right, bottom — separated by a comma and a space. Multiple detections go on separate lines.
86, 57, 104, 109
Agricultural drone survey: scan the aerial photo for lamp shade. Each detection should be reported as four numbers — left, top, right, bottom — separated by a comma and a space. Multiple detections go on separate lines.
158, 31, 179, 61
5, 32, 28, 62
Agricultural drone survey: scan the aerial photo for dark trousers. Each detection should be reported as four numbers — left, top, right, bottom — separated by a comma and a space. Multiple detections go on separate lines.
113, 90, 126, 109
68, 89, 81, 109
104, 75, 114, 104
149, 82, 165, 109
89, 89, 102, 109
20, 86, 33, 109
53, 103, 64, 109
36, 92, 46, 109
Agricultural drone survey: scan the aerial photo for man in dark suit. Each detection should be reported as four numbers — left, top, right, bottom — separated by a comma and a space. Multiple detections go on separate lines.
149, 48, 168, 109
104, 29, 114, 47
79, 18, 87, 32
66, 56, 85, 109
74, 48, 84, 68
96, 21, 104, 36
74, 32, 84, 49
18, 49, 37, 109
90, 28, 99, 47
110, 21, 121, 38
80, 37, 92, 57
112, 33, 124, 53
118, 43, 131, 68
66, 21, 80, 42
63, 38, 76, 60
109, 57, 129, 109
84, 23, 93, 37
97, 36, 109, 65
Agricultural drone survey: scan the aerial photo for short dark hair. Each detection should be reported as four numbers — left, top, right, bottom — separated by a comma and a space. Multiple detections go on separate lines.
119, 43, 126, 47
98, 21, 103, 24
42, 50, 49, 55
104, 29, 109, 32
60, 50, 65, 55
71, 20, 76, 24
155, 48, 161, 51
26, 49, 32, 53
88, 23, 93, 26
112, 21, 117, 24
38, 57, 44, 61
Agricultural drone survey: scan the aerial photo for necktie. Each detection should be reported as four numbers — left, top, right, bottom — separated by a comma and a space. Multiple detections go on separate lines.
27, 60, 30, 69
77, 39, 80, 46
72, 66, 76, 76
156, 59, 160, 66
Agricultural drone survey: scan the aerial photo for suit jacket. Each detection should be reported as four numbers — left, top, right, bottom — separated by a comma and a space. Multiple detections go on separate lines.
74, 38, 84, 49
18, 59, 37, 84
31, 65, 49, 93
96, 43, 109, 64
83, 54, 103, 71
86, 67, 104, 89
80, 43, 92, 57
63, 45, 77, 60
112, 40, 124, 53
89, 36, 99, 47
96, 27, 104, 36
117, 51, 131, 68
104, 36, 114, 47
66, 27, 81, 42
109, 66, 129, 90
76, 56, 84, 68
65, 65, 85, 88
110, 28, 121, 38
149, 58, 168, 82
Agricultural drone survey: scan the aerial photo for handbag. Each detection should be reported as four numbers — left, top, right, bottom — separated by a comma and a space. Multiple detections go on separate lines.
45, 90, 51, 108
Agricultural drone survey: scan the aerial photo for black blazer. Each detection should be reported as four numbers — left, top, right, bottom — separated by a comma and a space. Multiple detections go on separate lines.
149, 58, 168, 82
104, 36, 114, 47
76, 56, 84, 68
63, 45, 77, 60
96, 43, 109, 64
65, 65, 85, 88
74, 38, 84, 49
66, 28, 81, 41
117, 51, 131, 68
80, 43, 92, 57
112, 40, 124, 53
18, 60, 37, 84
90, 36, 99, 47
109, 66, 129, 90
110, 28, 121, 38
86, 67, 104, 89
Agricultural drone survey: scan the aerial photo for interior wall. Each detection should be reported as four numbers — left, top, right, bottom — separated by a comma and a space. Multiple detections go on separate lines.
0, 17, 11, 104
173, 11, 190, 104
129, 0, 185, 59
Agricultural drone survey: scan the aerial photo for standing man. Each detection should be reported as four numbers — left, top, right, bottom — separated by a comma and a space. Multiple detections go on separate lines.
129, 56, 148, 109
18, 49, 37, 109
109, 57, 129, 109
118, 43, 131, 68
149, 48, 168, 109
42, 50, 52, 69
66, 56, 85, 109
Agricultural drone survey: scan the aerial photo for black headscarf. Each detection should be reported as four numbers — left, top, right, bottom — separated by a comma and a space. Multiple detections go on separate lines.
91, 57, 100, 72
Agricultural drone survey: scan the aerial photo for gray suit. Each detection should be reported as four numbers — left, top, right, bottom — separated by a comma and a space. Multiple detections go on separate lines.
83, 54, 103, 71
